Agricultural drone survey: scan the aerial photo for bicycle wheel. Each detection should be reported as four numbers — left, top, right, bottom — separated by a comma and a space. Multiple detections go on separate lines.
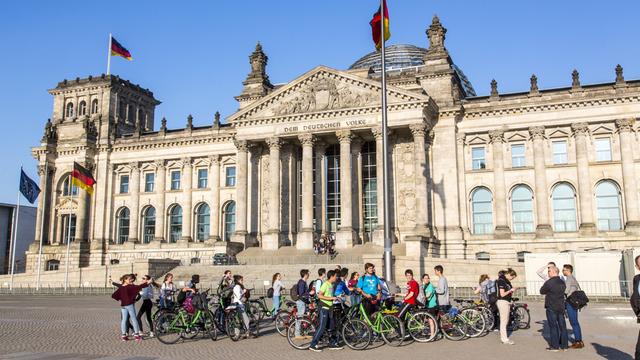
204, 310, 218, 341
155, 313, 182, 344
461, 308, 485, 338
249, 301, 264, 322
440, 313, 466, 341
407, 311, 438, 343
213, 307, 226, 334
286, 318, 316, 350
515, 306, 530, 329
480, 306, 495, 331
380, 314, 404, 346
341, 318, 371, 350
275, 310, 292, 337
225, 311, 243, 342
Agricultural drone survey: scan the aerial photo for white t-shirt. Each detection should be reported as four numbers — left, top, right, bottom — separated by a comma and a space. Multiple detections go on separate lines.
161, 282, 177, 298
232, 284, 245, 304
273, 280, 283, 296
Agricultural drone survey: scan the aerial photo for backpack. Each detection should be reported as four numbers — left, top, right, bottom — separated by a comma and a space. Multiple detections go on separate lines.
567, 290, 589, 310
485, 280, 498, 304
267, 287, 274, 299
290, 283, 300, 301
183, 296, 195, 314
191, 293, 208, 311
177, 290, 187, 304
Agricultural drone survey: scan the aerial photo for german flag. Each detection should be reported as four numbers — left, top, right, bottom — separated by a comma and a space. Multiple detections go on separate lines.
72, 162, 96, 195
370, 0, 391, 50
111, 37, 132, 60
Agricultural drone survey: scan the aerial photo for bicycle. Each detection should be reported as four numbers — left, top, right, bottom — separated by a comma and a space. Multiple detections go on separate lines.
454, 298, 493, 336
347, 298, 404, 347
507, 297, 530, 330
392, 300, 439, 343
155, 291, 217, 344
248, 292, 289, 321
226, 303, 260, 341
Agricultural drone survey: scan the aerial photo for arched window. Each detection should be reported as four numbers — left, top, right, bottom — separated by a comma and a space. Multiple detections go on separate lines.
138, 109, 145, 127
78, 101, 87, 116
65, 103, 73, 117
596, 180, 622, 231
142, 206, 156, 244
168, 205, 182, 243
552, 183, 577, 232
195, 203, 210, 242
511, 185, 534, 233
471, 187, 493, 234
223, 201, 236, 242
128, 104, 135, 123
91, 99, 99, 114
61, 175, 79, 196
116, 207, 130, 244
46, 259, 60, 271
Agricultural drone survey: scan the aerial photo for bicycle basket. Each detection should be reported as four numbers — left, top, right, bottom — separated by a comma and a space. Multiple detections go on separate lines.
448, 307, 460, 317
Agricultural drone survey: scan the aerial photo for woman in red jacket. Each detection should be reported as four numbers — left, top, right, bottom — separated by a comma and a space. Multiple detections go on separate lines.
111, 274, 150, 341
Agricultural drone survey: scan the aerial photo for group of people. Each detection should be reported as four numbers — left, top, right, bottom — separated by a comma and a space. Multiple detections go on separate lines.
110, 273, 160, 341
312, 233, 336, 256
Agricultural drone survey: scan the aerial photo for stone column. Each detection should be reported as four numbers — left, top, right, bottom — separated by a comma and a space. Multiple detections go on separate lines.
489, 130, 510, 237
410, 123, 431, 236
572, 123, 596, 232
336, 130, 355, 248
372, 127, 385, 246
264, 137, 281, 250
180, 157, 193, 242
154, 160, 166, 242
616, 118, 640, 231
456, 133, 469, 234
209, 155, 221, 242
34, 163, 49, 245
351, 138, 364, 241
233, 140, 249, 245
297, 134, 315, 249
128, 162, 140, 243
75, 165, 90, 242
529, 126, 552, 236
314, 141, 327, 233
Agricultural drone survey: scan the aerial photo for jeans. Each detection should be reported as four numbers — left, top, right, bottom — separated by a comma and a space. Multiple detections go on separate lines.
295, 300, 306, 336
137, 299, 154, 333
235, 303, 251, 331
496, 300, 511, 342
565, 303, 582, 342
273, 295, 281, 315
546, 308, 568, 349
120, 304, 140, 335
310, 307, 337, 347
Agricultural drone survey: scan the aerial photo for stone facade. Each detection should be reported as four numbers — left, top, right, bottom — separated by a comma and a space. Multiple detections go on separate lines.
22, 16, 640, 278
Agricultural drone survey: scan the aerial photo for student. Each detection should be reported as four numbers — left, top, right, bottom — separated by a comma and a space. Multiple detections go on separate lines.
160, 273, 177, 308
434, 265, 450, 312
540, 266, 568, 352
630, 255, 640, 360
348, 272, 360, 306
272, 273, 283, 316
562, 264, 583, 349
496, 268, 517, 345
311, 268, 327, 300
111, 274, 150, 342
231, 274, 254, 338
397, 269, 419, 318
110, 274, 137, 337
421, 274, 438, 339
334, 268, 350, 302
356, 263, 382, 318
295, 269, 310, 338
136, 275, 159, 337
309, 270, 342, 352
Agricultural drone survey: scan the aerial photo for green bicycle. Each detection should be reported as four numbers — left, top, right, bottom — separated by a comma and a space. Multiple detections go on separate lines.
346, 300, 404, 347
155, 293, 218, 344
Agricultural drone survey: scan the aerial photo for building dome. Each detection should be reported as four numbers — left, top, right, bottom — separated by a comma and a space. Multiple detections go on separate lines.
349, 44, 428, 72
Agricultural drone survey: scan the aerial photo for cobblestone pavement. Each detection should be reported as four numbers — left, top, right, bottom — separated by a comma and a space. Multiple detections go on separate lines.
0, 296, 635, 360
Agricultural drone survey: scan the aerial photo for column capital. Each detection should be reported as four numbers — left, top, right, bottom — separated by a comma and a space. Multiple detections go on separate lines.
180, 157, 193, 168
298, 133, 316, 147
371, 126, 394, 141
209, 154, 220, 165
528, 126, 546, 140
488, 129, 505, 144
266, 137, 282, 150
154, 159, 165, 169
336, 129, 352, 144
409, 123, 428, 138
129, 161, 140, 172
571, 122, 590, 136
233, 138, 249, 152
456, 132, 466, 145
616, 118, 635, 133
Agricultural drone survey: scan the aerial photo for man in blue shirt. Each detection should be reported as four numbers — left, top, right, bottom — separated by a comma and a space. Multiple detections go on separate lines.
356, 263, 381, 318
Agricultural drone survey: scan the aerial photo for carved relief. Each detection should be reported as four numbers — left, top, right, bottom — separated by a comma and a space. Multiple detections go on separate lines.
615, 118, 635, 133
488, 129, 505, 144
528, 126, 546, 140
260, 150, 270, 232
571, 123, 590, 136
298, 133, 316, 147
394, 139, 416, 228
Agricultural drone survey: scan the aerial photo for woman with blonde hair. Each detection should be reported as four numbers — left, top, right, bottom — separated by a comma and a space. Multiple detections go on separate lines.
272, 273, 283, 316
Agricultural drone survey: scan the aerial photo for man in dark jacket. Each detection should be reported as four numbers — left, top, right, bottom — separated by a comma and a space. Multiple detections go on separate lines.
631, 255, 640, 360
540, 265, 568, 352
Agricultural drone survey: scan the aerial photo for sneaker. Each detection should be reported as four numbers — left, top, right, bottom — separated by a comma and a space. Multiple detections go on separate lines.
134, 335, 142, 342
328, 344, 343, 350
121, 335, 128, 342
501, 340, 515, 345
309, 346, 322, 352
546, 348, 560, 352
148, 332, 154, 338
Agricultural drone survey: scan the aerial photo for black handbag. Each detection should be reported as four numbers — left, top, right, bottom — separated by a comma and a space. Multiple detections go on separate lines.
567, 290, 589, 310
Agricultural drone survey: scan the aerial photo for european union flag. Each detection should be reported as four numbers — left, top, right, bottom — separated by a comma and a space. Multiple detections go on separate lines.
19, 169, 40, 204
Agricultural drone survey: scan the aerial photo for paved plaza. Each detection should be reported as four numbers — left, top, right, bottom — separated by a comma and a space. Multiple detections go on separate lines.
0, 296, 636, 360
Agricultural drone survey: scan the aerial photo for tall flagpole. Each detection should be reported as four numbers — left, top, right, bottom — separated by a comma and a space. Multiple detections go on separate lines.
9, 174, 22, 291
106, 33, 112, 75
36, 162, 48, 291
380, 0, 393, 282
63, 173, 73, 291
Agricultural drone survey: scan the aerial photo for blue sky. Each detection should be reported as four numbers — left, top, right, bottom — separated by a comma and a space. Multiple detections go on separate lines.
1, 1, 639, 204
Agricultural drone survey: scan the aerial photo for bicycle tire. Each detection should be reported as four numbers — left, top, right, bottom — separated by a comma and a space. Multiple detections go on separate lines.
204, 310, 218, 341
213, 307, 227, 334
407, 311, 438, 343
226, 311, 243, 342
155, 313, 182, 345
440, 313, 466, 341
249, 301, 264, 322
380, 314, 404, 346
461, 308, 485, 338
275, 310, 292, 337
515, 305, 530, 329
341, 318, 371, 350
480, 306, 495, 331
286, 318, 315, 350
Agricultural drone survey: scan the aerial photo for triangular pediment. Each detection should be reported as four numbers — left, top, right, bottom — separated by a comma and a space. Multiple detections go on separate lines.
592, 124, 613, 135
507, 132, 528, 142
548, 128, 570, 138
228, 66, 430, 123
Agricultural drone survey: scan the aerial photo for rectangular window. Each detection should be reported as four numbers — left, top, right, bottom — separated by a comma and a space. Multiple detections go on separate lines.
595, 138, 612, 161
552, 140, 568, 164
197, 168, 208, 189
170, 170, 181, 190
225, 166, 236, 187
144, 173, 155, 192
119, 175, 129, 194
471, 147, 486, 170
511, 144, 526, 168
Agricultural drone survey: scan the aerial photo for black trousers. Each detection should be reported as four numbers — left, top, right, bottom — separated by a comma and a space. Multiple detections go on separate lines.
635, 328, 640, 360
137, 299, 154, 332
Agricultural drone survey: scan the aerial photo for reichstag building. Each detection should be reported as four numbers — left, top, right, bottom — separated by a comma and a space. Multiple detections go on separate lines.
25, 16, 640, 274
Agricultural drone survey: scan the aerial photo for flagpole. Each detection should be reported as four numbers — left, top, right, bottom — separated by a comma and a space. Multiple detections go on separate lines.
36, 162, 48, 291
9, 178, 22, 291
63, 172, 73, 291
380, 0, 393, 282
106, 33, 112, 75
